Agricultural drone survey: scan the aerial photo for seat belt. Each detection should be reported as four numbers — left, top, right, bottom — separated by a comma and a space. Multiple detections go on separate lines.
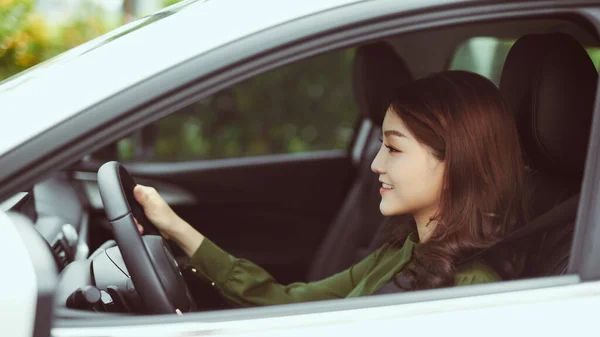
458, 193, 580, 266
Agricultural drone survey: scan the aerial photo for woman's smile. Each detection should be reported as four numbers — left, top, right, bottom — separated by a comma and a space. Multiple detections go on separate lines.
380, 181, 394, 194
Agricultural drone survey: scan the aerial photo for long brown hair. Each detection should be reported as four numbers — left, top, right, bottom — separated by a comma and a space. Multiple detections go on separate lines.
388, 70, 525, 290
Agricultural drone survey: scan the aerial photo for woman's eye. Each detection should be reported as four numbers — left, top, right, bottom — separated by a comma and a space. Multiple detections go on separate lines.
379, 137, 400, 153
384, 144, 400, 153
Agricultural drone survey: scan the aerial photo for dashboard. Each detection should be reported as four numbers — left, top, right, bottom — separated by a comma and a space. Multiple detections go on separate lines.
1, 171, 196, 313
1, 172, 90, 272
1, 172, 139, 312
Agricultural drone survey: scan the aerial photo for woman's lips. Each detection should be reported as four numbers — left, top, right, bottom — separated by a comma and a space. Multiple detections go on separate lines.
380, 186, 393, 194
380, 182, 393, 194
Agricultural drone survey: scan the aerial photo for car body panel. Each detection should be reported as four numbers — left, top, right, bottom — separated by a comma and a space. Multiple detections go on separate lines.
51, 276, 600, 337
0, 211, 38, 337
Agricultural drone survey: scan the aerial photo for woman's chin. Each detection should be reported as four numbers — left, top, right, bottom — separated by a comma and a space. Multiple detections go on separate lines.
379, 202, 405, 216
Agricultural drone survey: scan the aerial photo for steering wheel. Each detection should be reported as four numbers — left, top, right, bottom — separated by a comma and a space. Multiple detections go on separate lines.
97, 161, 195, 314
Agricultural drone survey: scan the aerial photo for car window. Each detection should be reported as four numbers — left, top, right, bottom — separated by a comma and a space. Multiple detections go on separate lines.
449, 36, 600, 86
115, 48, 358, 162
449, 37, 515, 86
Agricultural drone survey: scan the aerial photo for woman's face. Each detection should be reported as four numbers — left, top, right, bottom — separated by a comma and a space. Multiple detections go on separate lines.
371, 109, 445, 218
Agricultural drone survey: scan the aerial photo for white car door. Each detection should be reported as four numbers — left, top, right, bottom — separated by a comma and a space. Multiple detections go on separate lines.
0, 206, 57, 337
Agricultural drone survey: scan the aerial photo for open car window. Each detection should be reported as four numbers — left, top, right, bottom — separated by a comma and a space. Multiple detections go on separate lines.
111, 48, 358, 162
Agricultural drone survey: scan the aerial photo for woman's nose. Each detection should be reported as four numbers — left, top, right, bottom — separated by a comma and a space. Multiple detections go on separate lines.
371, 148, 385, 174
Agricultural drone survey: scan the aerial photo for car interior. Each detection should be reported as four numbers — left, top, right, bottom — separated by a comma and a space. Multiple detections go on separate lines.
3, 13, 599, 317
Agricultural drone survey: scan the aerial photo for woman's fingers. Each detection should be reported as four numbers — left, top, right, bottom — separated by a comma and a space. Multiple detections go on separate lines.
132, 184, 178, 240
133, 185, 149, 207
134, 217, 144, 235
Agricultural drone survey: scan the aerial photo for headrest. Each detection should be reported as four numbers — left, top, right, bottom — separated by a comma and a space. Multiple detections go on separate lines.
500, 33, 598, 177
353, 42, 413, 125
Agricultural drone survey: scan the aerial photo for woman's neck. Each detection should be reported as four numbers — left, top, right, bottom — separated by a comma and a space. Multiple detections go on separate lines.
413, 211, 438, 243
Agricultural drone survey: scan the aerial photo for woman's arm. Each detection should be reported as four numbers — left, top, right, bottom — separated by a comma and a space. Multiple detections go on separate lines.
187, 237, 379, 306
133, 184, 378, 305
168, 219, 205, 257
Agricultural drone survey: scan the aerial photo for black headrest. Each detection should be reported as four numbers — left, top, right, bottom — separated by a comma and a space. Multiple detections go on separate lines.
353, 42, 413, 125
500, 33, 598, 177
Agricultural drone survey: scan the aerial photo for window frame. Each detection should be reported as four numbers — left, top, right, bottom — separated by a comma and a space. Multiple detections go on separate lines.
568, 9, 600, 281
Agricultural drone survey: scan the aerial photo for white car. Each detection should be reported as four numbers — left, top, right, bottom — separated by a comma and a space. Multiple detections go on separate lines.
2, 0, 600, 336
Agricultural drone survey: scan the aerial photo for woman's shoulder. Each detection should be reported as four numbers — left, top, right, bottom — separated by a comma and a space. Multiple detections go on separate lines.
454, 259, 502, 286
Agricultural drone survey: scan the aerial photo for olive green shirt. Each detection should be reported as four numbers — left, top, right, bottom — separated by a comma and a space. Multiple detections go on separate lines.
187, 233, 500, 307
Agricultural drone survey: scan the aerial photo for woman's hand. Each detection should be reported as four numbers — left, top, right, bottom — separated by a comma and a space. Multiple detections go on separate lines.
133, 184, 182, 239
133, 184, 205, 257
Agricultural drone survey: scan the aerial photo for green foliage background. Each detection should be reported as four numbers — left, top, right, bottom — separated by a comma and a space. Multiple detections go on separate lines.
0, 0, 112, 80
129, 48, 358, 162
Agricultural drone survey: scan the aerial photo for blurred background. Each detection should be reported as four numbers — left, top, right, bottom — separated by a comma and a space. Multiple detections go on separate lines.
0, 0, 181, 80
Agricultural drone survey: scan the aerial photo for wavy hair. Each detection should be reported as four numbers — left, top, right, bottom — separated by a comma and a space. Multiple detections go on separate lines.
388, 70, 525, 290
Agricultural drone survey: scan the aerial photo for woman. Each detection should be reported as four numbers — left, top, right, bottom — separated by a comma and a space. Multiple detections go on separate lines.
133, 70, 525, 305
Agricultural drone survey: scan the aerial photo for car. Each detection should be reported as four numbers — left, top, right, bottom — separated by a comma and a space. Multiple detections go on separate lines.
2, 0, 600, 336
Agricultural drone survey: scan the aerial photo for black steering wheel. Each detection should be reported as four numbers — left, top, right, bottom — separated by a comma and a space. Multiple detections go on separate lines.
97, 161, 195, 314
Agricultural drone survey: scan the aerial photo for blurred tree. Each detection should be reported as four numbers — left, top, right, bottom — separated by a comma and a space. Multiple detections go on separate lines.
50, 2, 111, 53
141, 47, 359, 162
162, 0, 183, 7
0, 0, 112, 81
122, 0, 136, 23
0, 0, 52, 79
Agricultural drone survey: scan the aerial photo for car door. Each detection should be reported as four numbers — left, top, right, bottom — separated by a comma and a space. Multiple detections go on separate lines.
75, 47, 361, 287
0, 206, 56, 337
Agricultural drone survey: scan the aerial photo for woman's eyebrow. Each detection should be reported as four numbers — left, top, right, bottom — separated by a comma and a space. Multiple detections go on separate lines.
383, 129, 408, 138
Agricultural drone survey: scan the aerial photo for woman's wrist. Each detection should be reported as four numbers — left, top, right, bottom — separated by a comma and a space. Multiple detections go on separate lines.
163, 215, 188, 239
169, 218, 205, 257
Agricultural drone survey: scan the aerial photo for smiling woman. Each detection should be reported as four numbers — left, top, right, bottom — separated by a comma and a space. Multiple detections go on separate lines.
130, 70, 524, 304
376, 70, 525, 290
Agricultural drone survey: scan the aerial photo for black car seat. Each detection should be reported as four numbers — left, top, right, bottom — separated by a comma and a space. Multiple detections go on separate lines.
496, 32, 597, 278
306, 42, 413, 281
